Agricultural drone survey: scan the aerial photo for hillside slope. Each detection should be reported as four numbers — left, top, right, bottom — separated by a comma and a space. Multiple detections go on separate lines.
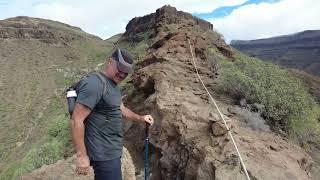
231, 30, 320, 76
0, 16, 114, 178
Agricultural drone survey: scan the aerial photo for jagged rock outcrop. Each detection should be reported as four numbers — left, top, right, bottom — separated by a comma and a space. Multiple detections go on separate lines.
121, 6, 314, 180
231, 30, 320, 76
122, 5, 232, 60
124, 5, 213, 42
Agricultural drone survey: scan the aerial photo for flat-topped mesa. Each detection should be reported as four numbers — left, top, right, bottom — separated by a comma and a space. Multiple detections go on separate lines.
0, 16, 101, 44
124, 5, 213, 41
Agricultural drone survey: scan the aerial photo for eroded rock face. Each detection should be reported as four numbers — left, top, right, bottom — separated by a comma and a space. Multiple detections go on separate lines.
124, 5, 213, 42
126, 52, 313, 180
122, 6, 313, 180
21, 147, 136, 180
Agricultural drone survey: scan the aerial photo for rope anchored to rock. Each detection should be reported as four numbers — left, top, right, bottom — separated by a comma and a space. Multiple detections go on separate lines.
187, 39, 251, 180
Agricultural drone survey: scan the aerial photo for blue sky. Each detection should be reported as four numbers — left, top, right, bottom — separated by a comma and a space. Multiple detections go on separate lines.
194, 0, 280, 19
0, 0, 319, 42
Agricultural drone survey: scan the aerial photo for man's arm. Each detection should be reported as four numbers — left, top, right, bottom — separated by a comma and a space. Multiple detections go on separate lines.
71, 103, 91, 175
120, 102, 154, 125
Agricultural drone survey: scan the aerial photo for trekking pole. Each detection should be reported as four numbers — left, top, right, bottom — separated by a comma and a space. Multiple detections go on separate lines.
144, 123, 150, 180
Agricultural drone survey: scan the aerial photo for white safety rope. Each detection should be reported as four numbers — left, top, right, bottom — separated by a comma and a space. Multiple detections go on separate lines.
188, 39, 251, 180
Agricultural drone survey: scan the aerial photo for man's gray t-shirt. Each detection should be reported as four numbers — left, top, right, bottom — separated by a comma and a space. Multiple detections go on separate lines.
76, 73, 122, 161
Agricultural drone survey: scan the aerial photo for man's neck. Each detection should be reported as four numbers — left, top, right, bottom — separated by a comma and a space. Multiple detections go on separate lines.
101, 70, 118, 84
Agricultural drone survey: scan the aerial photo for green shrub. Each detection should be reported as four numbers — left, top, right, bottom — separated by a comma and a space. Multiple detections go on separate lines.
289, 106, 320, 148
220, 52, 317, 132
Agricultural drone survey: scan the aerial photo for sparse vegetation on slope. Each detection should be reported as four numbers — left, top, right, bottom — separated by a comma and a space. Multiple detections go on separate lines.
217, 50, 320, 148
0, 97, 71, 180
0, 16, 115, 179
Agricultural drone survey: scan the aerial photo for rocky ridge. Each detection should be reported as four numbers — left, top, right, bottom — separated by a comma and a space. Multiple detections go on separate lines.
121, 5, 314, 180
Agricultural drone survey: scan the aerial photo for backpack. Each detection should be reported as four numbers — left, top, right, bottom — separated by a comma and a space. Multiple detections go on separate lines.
66, 72, 108, 116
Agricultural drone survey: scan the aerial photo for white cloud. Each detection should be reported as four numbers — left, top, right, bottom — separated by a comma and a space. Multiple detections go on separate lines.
166, 0, 247, 13
6, 0, 318, 42
31, 0, 157, 38
211, 0, 320, 42
24, 0, 248, 39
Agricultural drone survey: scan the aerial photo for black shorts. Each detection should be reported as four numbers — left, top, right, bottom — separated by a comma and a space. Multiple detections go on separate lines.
91, 158, 122, 180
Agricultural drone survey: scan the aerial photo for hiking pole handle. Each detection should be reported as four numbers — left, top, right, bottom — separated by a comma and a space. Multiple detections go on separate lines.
145, 123, 150, 136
